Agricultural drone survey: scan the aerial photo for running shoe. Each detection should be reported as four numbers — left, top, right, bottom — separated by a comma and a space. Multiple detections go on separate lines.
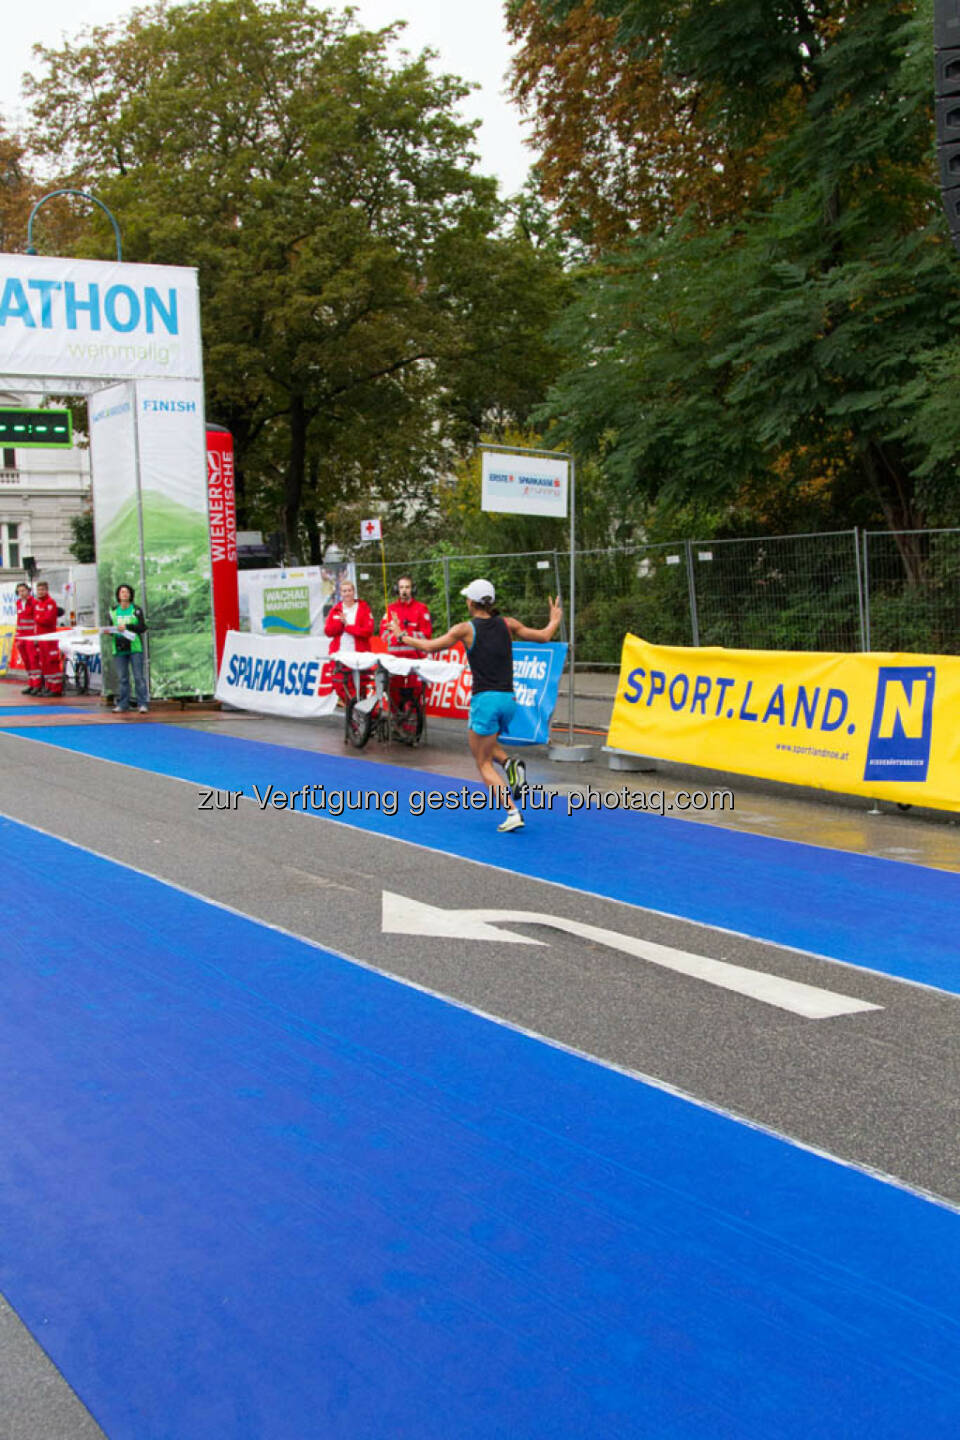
497, 809, 525, 834
504, 756, 527, 800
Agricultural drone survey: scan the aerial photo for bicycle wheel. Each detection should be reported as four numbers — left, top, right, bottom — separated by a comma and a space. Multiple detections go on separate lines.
75, 659, 89, 695
393, 691, 425, 746
345, 697, 373, 749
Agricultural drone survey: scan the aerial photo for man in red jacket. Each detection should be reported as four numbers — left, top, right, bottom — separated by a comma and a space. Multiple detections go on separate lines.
15, 582, 40, 694
33, 580, 64, 697
380, 574, 433, 712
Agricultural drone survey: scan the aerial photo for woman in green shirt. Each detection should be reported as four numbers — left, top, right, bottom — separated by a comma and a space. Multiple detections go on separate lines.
110, 583, 149, 713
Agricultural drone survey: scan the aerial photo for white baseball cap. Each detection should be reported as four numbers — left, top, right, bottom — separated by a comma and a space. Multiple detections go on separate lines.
460, 578, 495, 604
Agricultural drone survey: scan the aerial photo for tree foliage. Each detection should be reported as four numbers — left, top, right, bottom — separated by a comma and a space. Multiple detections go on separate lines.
0, 124, 34, 256
68, 510, 96, 563
520, 0, 960, 561
507, 0, 809, 248
24, 0, 567, 558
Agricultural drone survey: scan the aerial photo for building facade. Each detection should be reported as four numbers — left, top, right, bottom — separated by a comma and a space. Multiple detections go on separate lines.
0, 431, 91, 583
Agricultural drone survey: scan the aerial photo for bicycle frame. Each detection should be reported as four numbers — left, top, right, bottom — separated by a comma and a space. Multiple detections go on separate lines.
336, 658, 425, 749
61, 649, 91, 695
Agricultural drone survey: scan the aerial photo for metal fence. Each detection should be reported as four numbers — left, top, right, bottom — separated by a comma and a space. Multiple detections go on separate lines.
366, 526, 960, 665
863, 528, 960, 654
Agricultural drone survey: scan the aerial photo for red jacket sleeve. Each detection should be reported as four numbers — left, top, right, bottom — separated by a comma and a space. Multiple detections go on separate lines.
416, 601, 433, 640
325, 606, 344, 638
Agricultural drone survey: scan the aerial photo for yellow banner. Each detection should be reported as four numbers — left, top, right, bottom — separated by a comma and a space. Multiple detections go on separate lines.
0, 625, 14, 677
607, 635, 960, 812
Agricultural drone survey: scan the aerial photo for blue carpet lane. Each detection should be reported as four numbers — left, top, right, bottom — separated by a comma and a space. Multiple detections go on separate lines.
1, 814, 959, 1439
3, 721, 960, 995
0, 705, 90, 716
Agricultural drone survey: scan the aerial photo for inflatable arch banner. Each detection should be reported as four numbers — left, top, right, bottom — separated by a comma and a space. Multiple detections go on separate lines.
0, 253, 217, 698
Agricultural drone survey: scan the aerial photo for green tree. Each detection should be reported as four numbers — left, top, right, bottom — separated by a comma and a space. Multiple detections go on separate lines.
526, 0, 960, 565
0, 123, 35, 255
26, 0, 567, 558
507, 0, 782, 248
68, 510, 96, 563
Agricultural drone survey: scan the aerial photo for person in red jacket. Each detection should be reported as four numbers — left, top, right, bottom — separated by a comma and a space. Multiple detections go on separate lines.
15, 582, 41, 695
379, 574, 433, 713
32, 580, 64, 697
325, 578, 374, 703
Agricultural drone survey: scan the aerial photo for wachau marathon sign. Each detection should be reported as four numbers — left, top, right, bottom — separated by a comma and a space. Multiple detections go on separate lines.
608, 636, 960, 811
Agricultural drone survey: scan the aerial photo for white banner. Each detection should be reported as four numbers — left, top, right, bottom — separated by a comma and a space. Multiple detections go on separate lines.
0, 254, 202, 382
88, 383, 138, 540
216, 631, 338, 717
135, 379, 214, 697
334, 651, 463, 685
90, 379, 215, 698
57, 630, 105, 693
88, 381, 138, 698
481, 451, 569, 518
216, 632, 463, 719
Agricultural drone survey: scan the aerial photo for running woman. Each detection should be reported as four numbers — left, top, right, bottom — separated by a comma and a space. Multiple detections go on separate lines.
390, 579, 562, 832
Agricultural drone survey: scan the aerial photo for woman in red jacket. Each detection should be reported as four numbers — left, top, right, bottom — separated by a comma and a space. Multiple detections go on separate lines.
325, 578, 374, 703
324, 578, 374, 654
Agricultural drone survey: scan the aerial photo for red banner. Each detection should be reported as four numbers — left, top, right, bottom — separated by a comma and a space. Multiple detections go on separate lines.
206, 426, 239, 671
424, 642, 472, 719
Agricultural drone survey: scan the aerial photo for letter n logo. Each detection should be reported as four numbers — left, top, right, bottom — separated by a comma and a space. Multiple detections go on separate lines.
863, 666, 935, 782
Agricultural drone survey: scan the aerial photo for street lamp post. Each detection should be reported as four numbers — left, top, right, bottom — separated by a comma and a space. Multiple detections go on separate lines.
26, 190, 124, 262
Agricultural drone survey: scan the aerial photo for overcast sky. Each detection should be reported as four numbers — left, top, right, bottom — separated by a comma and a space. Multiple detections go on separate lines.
0, 0, 535, 197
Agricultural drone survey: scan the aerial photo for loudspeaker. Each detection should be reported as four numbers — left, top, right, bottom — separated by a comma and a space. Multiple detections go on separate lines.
936, 1, 960, 253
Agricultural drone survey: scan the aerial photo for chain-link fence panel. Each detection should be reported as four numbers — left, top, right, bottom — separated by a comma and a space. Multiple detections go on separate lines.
570, 544, 696, 664
361, 527, 960, 662
360, 557, 450, 630
690, 531, 863, 652
864, 529, 960, 654
373, 552, 563, 636
442, 551, 560, 624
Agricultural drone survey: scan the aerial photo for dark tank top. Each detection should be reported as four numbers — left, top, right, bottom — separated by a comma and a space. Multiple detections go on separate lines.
468, 616, 513, 695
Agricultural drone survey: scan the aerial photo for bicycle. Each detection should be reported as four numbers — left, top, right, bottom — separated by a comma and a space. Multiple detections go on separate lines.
62, 650, 90, 695
335, 657, 426, 750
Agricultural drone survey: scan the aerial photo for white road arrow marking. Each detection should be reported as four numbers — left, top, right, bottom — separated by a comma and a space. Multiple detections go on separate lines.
381, 891, 882, 1020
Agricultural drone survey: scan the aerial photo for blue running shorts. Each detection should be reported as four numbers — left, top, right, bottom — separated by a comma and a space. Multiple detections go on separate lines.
469, 690, 517, 736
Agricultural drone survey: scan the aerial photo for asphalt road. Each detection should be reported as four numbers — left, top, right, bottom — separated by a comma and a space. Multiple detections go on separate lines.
2, 724, 957, 1202
1, 708, 958, 1438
